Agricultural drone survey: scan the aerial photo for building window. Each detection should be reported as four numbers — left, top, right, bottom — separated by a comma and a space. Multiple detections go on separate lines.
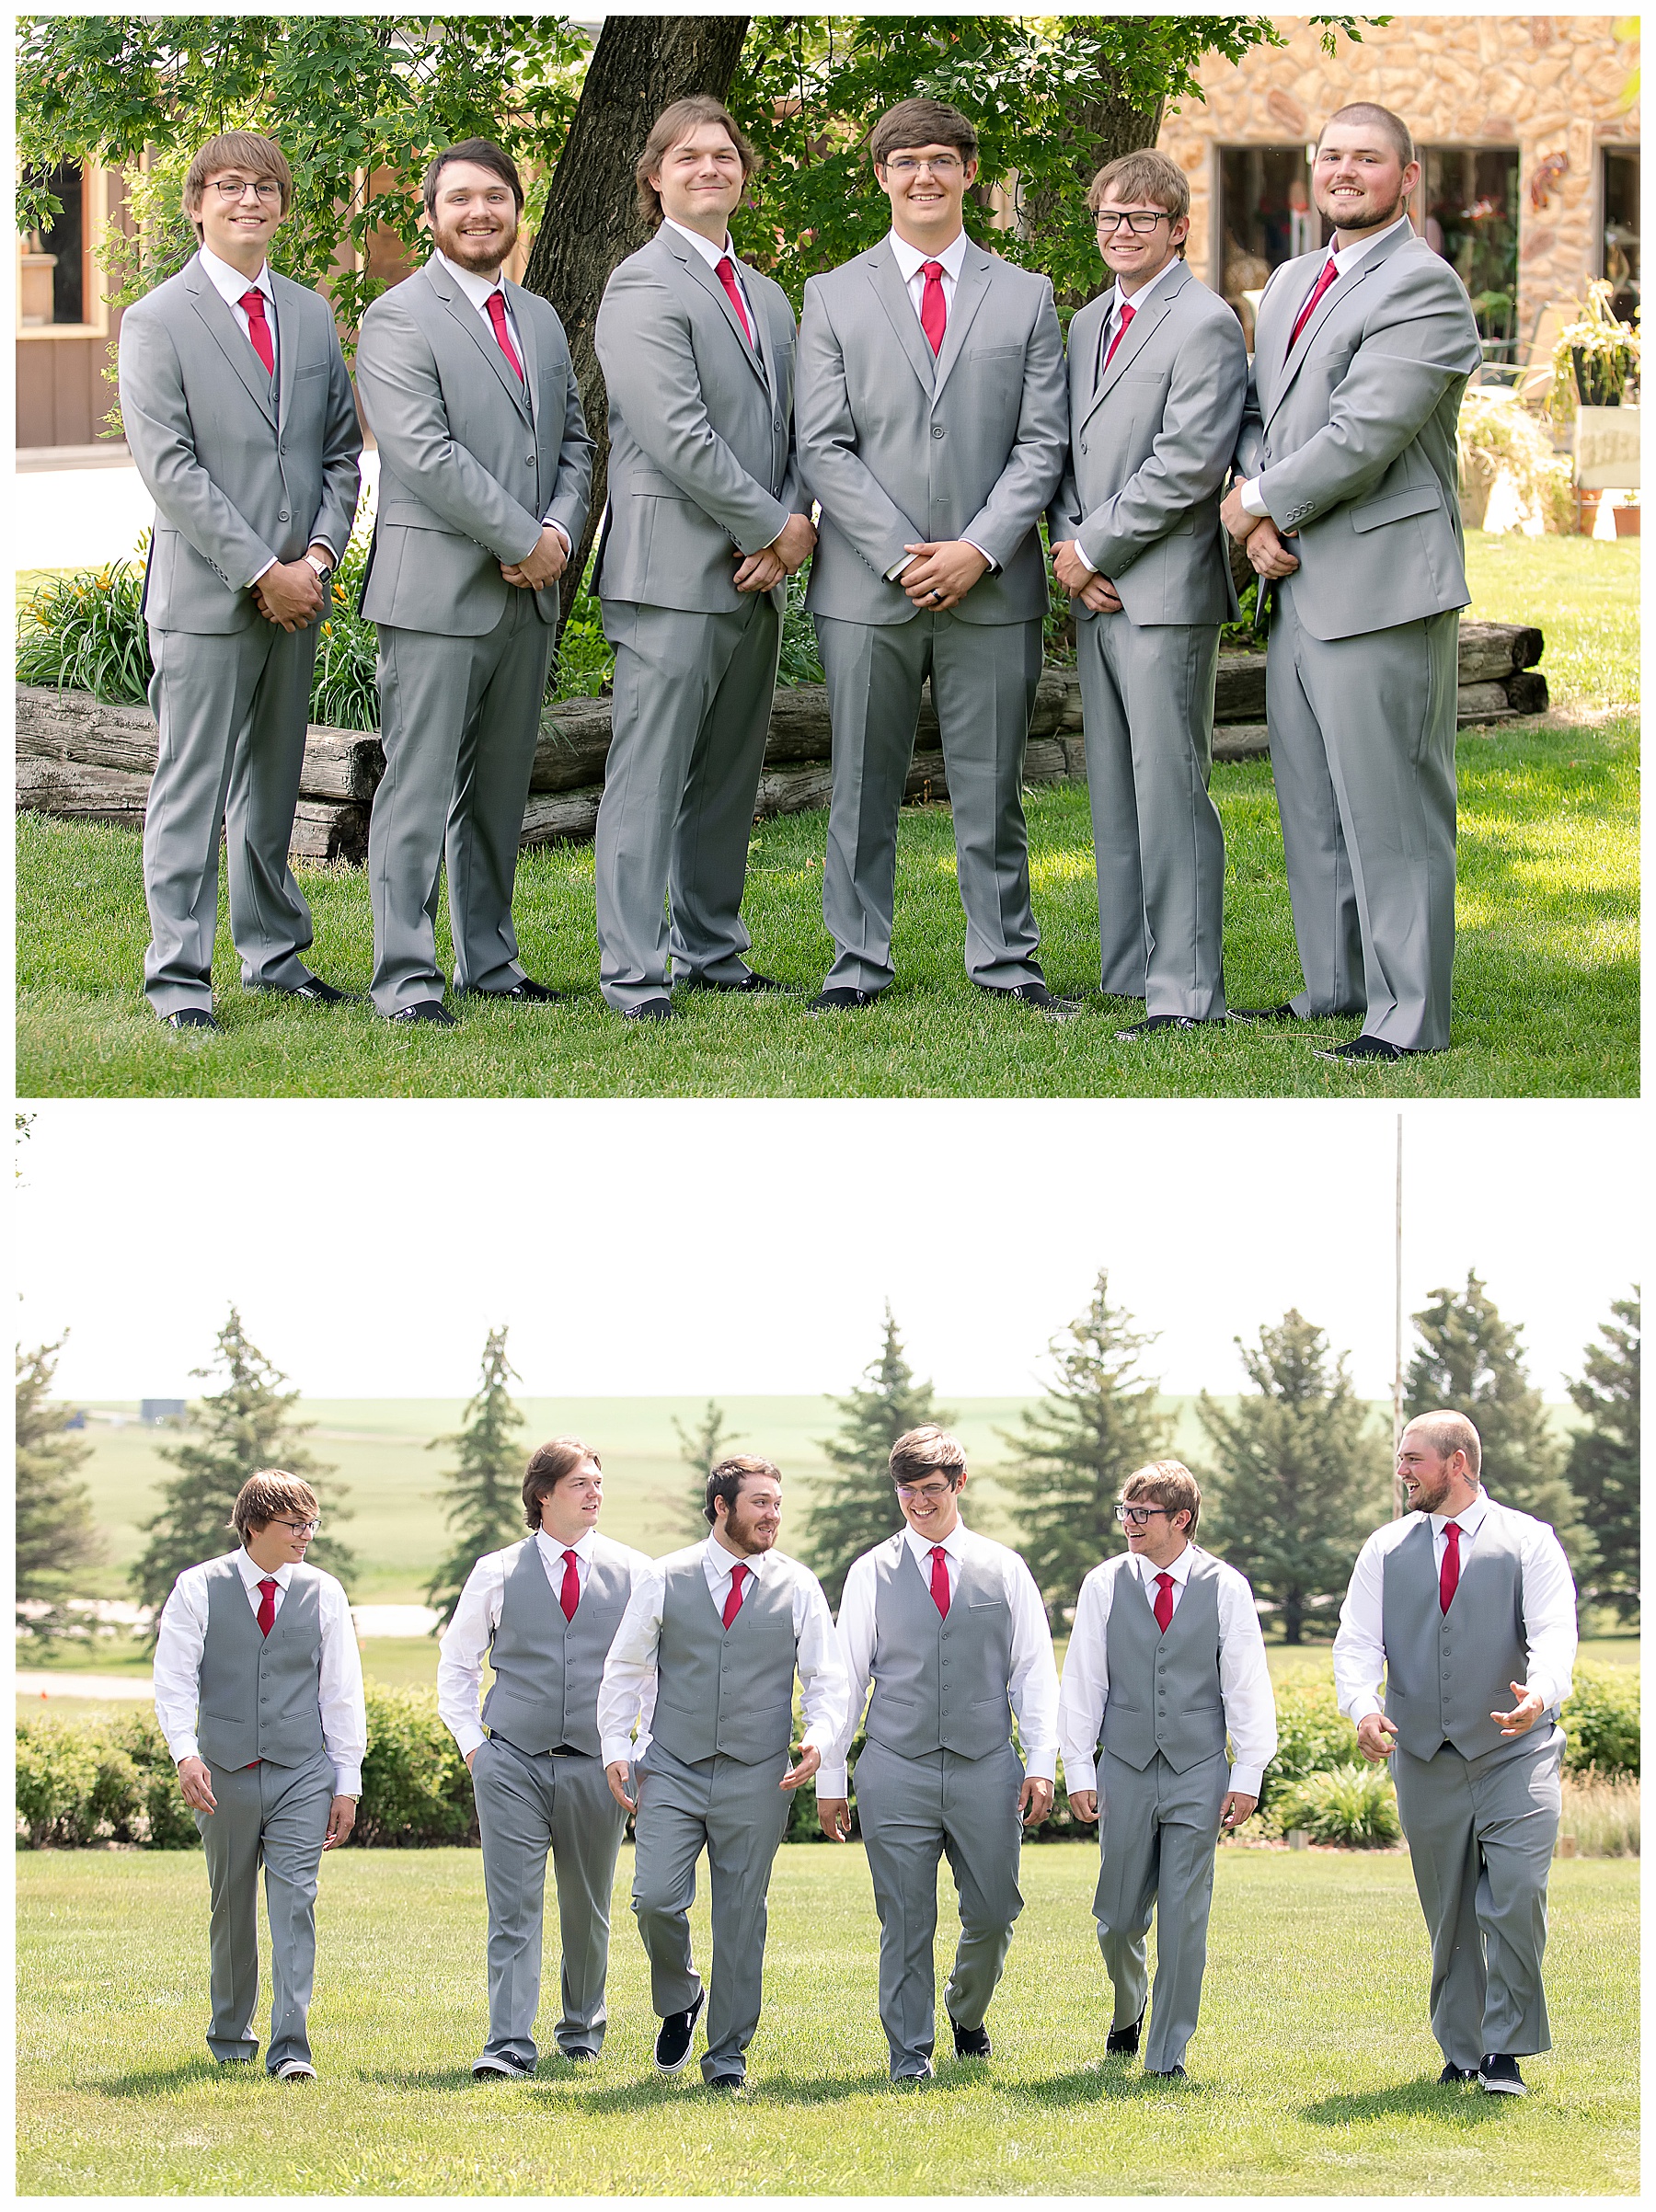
18, 161, 106, 336
1419, 147, 1520, 361
1602, 146, 1639, 325
1216, 145, 1329, 342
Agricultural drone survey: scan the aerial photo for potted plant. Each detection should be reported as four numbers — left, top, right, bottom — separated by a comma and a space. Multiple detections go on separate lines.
1548, 280, 1640, 420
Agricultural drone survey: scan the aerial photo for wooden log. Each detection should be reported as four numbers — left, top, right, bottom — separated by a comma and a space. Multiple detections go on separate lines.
16, 754, 151, 821
17, 684, 158, 774
289, 800, 369, 865
761, 683, 834, 763
1213, 651, 1268, 724
1458, 619, 1543, 680
520, 788, 603, 846
1506, 669, 1549, 715
295, 728, 384, 804
1213, 723, 1271, 762
1456, 681, 1517, 721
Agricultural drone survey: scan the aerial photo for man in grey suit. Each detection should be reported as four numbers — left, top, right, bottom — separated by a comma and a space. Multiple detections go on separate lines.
1334, 1414, 1578, 2095
1057, 1461, 1275, 2080
817, 1428, 1060, 2080
598, 1458, 846, 2090
437, 1438, 654, 2077
1222, 103, 1482, 1059
796, 99, 1073, 1017
592, 97, 816, 1020
354, 139, 593, 1025
1050, 151, 1248, 1038
118, 131, 361, 1030
152, 1472, 364, 2079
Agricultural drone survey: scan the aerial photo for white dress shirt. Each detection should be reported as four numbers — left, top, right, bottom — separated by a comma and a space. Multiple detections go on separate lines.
818, 1520, 1061, 1799
596, 1535, 848, 1769
1331, 1490, 1578, 1725
881, 227, 994, 581
1239, 212, 1416, 517
153, 1549, 366, 1796
661, 216, 759, 340
432, 247, 569, 550
1069, 253, 1190, 575
435, 1526, 655, 1759
1056, 1544, 1277, 1801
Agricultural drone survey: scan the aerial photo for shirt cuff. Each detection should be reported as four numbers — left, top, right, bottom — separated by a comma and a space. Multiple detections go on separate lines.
963, 537, 998, 574
332, 1764, 362, 1798
1341, 1691, 1383, 1725
886, 554, 916, 581
1061, 1757, 1098, 1795
1238, 477, 1271, 519
167, 1730, 201, 1765
450, 1719, 486, 1759
248, 556, 279, 588
1227, 1762, 1264, 1799
1069, 537, 1098, 575
600, 1734, 638, 1769
540, 519, 570, 552
815, 1762, 849, 1799
1023, 1750, 1057, 1783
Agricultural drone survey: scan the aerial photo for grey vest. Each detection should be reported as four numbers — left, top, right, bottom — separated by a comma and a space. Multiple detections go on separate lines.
863, 1535, 1015, 1762
1381, 1509, 1553, 1763
1098, 1551, 1229, 1775
481, 1537, 633, 1758
650, 1553, 799, 1766
195, 1554, 328, 1772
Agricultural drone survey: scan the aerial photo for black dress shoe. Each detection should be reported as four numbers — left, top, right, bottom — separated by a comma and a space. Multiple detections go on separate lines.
1115, 1014, 1216, 1041
806, 986, 882, 1014
1439, 2062, 1478, 2084
387, 1000, 455, 1027
620, 997, 677, 1022
654, 1989, 705, 2072
164, 1007, 220, 1032
976, 979, 1081, 1021
949, 2017, 992, 2059
287, 976, 356, 1004
1146, 2063, 1188, 2080
677, 969, 788, 994
561, 2046, 597, 2062
1478, 2052, 1527, 2095
1314, 1034, 1423, 1063
1106, 2011, 1144, 2055
469, 977, 565, 1003
1225, 1002, 1305, 1024
705, 2073, 742, 2092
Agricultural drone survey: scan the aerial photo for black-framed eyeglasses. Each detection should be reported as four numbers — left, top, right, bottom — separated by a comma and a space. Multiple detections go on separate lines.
270, 1518, 320, 1537
1114, 1504, 1169, 1526
210, 178, 284, 204
894, 1480, 957, 1502
1095, 210, 1171, 235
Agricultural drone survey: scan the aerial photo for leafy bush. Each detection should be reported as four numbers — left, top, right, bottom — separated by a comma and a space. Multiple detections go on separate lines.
355, 1685, 476, 1848
15, 1708, 197, 1849
1259, 1679, 1360, 1817
1458, 387, 1574, 535
1274, 1762, 1402, 1849
16, 555, 153, 705
1561, 1662, 1639, 1778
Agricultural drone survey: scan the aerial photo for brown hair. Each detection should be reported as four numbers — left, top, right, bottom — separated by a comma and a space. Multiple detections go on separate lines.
230, 1471, 319, 1542
523, 1438, 602, 1531
889, 1426, 968, 1488
1087, 148, 1190, 227
1321, 102, 1416, 168
183, 132, 293, 243
869, 98, 978, 171
422, 137, 524, 219
1121, 1459, 1202, 1537
1404, 1411, 1482, 1481
704, 1454, 780, 1527
636, 96, 757, 226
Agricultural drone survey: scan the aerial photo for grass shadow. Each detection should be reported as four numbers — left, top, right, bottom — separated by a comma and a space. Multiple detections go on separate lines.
91, 2056, 258, 2097
1006, 2059, 1212, 2108
1298, 2075, 1517, 2127
356, 2062, 499, 2092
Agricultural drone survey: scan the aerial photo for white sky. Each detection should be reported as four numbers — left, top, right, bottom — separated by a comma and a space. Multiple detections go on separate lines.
15, 1098, 1639, 1404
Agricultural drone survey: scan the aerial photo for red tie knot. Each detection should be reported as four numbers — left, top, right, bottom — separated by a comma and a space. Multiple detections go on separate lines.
922, 260, 944, 281
257, 1576, 278, 1637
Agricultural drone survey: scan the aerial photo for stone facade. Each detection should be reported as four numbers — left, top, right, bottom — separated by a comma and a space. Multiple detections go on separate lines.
1159, 15, 1639, 347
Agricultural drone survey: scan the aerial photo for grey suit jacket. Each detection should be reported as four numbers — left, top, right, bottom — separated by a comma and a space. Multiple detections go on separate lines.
354, 257, 594, 635
1234, 227, 1482, 643
593, 226, 808, 615
118, 255, 361, 636
797, 237, 1068, 626
1049, 260, 1246, 628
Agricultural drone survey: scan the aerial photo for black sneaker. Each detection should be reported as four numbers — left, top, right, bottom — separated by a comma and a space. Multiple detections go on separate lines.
654, 1989, 705, 2073
1439, 2062, 1478, 2084
164, 1007, 220, 1032
806, 986, 883, 1014
387, 1000, 455, 1027
1478, 2053, 1526, 2096
472, 2052, 535, 2080
1107, 2011, 1144, 2055
950, 2017, 991, 2059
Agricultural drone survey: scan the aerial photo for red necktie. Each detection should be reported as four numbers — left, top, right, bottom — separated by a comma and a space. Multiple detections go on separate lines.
1440, 1520, 1462, 1613
716, 254, 753, 347
559, 1549, 581, 1622
1288, 258, 1339, 350
240, 289, 275, 379
1102, 298, 1136, 372
257, 1578, 278, 1637
1153, 1571, 1175, 1634
919, 261, 948, 356
929, 1546, 951, 1620
485, 290, 524, 383
722, 1561, 749, 1630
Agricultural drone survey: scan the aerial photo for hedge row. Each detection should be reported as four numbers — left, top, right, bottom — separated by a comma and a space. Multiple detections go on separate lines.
17, 1667, 1638, 1851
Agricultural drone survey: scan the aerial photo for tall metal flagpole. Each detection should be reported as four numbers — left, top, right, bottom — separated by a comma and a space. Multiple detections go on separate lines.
1392, 1113, 1405, 1516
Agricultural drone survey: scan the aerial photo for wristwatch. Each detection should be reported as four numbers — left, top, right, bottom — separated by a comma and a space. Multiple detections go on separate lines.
305, 553, 334, 583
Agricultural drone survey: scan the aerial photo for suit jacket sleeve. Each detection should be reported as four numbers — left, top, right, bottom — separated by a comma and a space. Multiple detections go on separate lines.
796, 277, 926, 575
1253, 261, 1481, 529
118, 304, 278, 590
1045, 319, 1089, 541
959, 280, 1069, 570
596, 260, 790, 555
353, 295, 544, 565
308, 315, 363, 561
1076, 307, 1248, 577
542, 321, 594, 554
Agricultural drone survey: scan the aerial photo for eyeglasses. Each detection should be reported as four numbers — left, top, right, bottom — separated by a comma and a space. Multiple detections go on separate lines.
1114, 1504, 1170, 1527
894, 1480, 957, 1502
884, 155, 964, 180
209, 178, 284, 204
1095, 210, 1171, 235
270, 1518, 320, 1537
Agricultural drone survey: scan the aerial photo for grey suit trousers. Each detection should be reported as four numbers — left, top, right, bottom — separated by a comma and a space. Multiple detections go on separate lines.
594, 595, 781, 1008
815, 611, 1045, 992
196, 1748, 334, 2072
1076, 614, 1226, 1016
471, 1733, 627, 2067
1094, 1745, 1229, 2073
1391, 1727, 1561, 2068
1268, 590, 1459, 1051
143, 621, 322, 1014
854, 1736, 1025, 2079
367, 590, 554, 1014
631, 1740, 792, 2082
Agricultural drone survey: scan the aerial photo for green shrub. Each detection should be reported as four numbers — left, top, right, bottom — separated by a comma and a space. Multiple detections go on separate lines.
1274, 1762, 1402, 1849
16, 555, 153, 705
355, 1685, 475, 1848
1259, 1679, 1360, 1816
1561, 1661, 1639, 1778
14, 1709, 191, 1848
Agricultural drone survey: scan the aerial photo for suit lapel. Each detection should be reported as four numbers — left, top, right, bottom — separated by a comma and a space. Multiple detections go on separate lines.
423, 258, 532, 424
185, 258, 277, 428
1080, 262, 1188, 430
502, 279, 541, 428
866, 242, 937, 398
930, 242, 994, 402
660, 230, 771, 394
733, 254, 780, 405
270, 272, 300, 431
1265, 227, 1411, 429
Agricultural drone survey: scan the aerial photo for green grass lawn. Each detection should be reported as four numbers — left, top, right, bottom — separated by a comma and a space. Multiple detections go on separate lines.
14, 535, 1638, 1100
16, 1842, 1637, 2194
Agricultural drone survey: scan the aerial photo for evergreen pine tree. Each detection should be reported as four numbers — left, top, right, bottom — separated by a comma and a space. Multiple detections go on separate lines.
1199, 1310, 1390, 1645
425, 1326, 527, 1631
16, 1335, 105, 1645
1405, 1269, 1597, 1582
1000, 1270, 1173, 1632
668, 1400, 742, 1542
131, 1307, 352, 1640
806, 1304, 949, 1610
1566, 1289, 1639, 1620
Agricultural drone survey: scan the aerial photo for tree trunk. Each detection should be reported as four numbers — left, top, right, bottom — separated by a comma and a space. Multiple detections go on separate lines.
1025, 82, 1166, 312
522, 15, 751, 621
1282, 1592, 1304, 1645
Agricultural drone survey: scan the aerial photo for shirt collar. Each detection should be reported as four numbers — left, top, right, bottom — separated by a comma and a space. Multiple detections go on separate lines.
1133, 1542, 1192, 1587
1431, 1488, 1488, 1537
707, 1532, 763, 1578
434, 246, 508, 312
1108, 253, 1184, 320
902, 1520, 966, 1565
236, 1549, 291, 1589
1329, 212, 1413, 276
888, 227, 970, 284
535, 1526, 594, 1564
662, 216, 736, 271
199, 246, 272, 306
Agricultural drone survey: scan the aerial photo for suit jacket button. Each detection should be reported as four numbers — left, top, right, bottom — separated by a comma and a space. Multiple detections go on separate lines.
527, 456, 535, 465
1081, 438, 1088, 454
931, 425, 945, 439
278, 510, 290, 522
